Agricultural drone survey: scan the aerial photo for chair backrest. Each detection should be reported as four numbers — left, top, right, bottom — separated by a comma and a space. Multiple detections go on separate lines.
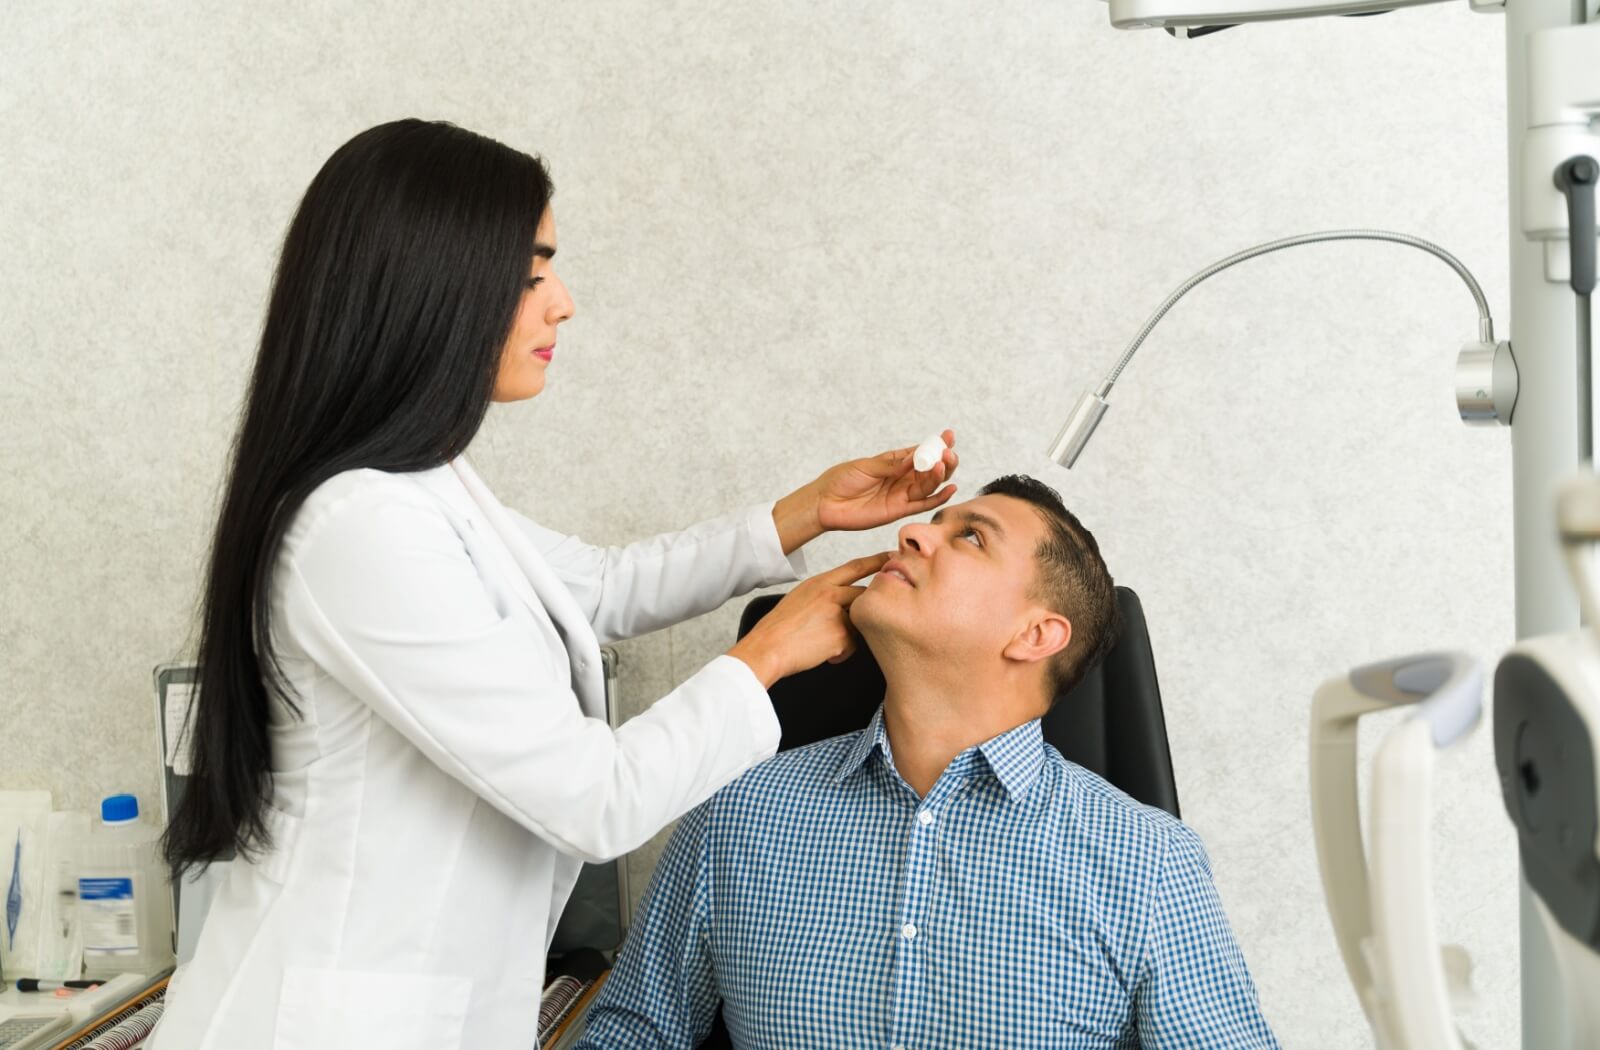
735, 584, 1179, 816
693, 586, 1180, 1050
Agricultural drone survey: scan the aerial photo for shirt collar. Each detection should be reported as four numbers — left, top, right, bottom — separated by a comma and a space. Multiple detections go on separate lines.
833, 706, 892, 785
833, 705, 1047, 801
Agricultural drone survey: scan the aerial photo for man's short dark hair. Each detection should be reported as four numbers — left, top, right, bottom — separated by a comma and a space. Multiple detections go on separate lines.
978, 475, 1121, 704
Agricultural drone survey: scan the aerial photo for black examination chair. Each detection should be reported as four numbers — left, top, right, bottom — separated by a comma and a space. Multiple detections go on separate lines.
693, 585, 1179, 1050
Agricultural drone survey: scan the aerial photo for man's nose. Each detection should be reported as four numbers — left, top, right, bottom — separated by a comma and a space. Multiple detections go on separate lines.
899, 522, 934, 556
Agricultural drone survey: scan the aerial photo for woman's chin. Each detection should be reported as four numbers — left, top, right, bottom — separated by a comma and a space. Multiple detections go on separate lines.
491, 379, 546, 403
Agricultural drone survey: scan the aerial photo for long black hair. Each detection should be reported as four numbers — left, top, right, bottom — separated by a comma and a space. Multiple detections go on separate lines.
164, 120, 552, 873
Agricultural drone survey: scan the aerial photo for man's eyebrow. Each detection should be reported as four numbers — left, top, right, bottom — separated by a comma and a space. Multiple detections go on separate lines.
532, 243, 557, 260
930, 509, 1007, 540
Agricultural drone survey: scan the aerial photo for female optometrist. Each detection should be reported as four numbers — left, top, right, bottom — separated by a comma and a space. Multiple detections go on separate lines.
149, 119, 958, 1050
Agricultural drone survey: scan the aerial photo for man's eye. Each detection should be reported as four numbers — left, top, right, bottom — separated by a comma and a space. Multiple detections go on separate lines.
959, 527, 982, 547
525, 277, 545, 289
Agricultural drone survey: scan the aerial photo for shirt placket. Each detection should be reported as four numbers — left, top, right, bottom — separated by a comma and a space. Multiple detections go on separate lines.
887, 771, 966, 1050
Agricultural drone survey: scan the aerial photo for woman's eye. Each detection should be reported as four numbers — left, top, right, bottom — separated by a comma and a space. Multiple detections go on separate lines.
525, 277, 545, 289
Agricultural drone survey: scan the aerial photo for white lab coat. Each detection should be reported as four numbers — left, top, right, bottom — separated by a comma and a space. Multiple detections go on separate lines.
150, 458, 801, 1049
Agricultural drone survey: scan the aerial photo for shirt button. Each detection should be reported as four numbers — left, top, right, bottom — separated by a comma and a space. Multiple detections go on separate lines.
901, 923, 917, 940
917, 810, 934, 826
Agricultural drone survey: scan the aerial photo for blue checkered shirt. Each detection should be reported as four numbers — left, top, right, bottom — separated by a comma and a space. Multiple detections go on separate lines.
575, 707, 1279, 1049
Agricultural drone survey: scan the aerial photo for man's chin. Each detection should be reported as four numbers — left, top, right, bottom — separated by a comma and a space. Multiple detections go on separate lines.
849, 590, 898, 644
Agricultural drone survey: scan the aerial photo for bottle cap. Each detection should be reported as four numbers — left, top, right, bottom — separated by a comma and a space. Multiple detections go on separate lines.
100, 794, 139, 824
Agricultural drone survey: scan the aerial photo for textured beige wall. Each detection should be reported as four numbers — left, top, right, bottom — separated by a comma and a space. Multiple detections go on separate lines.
2, 1, 1518, 1044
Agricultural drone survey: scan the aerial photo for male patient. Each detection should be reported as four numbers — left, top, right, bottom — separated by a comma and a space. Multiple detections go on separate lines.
575, 476, 1279, 1049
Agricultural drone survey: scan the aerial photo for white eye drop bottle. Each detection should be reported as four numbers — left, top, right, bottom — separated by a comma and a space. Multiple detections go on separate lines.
912, 434, 946, 473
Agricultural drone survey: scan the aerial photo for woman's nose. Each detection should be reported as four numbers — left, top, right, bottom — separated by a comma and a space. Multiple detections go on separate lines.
548, 277, 575, 324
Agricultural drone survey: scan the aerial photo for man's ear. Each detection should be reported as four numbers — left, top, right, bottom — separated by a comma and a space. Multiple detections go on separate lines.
1003, 610, 1072, 665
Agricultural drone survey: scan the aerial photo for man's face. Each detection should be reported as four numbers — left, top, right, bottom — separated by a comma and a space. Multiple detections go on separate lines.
851, 494, 1055, 665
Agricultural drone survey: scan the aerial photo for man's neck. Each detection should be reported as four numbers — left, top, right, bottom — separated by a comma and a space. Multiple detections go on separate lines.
876, 649, 1043, 798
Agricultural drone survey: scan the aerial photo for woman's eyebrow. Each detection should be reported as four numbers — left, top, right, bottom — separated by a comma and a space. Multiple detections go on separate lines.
533, 243, 556, 260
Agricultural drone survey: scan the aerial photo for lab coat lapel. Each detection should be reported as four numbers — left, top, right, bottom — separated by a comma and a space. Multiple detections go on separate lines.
449, 459, 608, 720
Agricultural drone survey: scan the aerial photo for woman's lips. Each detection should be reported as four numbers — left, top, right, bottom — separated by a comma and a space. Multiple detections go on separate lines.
533, 344, 554, 362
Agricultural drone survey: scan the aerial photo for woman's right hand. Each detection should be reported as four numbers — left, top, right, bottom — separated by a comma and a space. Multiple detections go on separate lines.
727, 553, 892, 688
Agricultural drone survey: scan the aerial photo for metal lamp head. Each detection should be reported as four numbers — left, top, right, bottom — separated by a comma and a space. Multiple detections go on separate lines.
1047, 391, 1111, 468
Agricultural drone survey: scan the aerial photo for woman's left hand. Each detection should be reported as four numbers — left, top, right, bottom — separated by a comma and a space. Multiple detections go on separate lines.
773, 431, 959, 553
816, 429, 959, 531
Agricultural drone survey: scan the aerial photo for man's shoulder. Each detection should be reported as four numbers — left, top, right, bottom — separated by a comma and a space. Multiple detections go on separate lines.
709, 729, 864, 811
1043, 746, 1197, 856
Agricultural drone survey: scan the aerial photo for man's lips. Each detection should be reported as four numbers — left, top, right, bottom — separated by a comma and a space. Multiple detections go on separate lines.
879, 559, 914, 587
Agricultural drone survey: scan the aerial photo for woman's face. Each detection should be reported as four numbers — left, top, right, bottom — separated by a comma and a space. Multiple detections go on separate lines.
492, 208, 575, 402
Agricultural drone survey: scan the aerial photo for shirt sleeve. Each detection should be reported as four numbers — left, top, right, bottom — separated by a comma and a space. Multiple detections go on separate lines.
508, 504, 808, 646
1132, 824, 1281, 1049
573, 801, 722, 1050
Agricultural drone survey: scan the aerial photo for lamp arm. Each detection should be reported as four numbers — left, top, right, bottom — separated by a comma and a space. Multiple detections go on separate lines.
1095, 229, 1496, 397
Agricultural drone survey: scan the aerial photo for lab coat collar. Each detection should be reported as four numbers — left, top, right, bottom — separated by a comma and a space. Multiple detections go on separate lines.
408, 462, 480, 519
439, 457, 608, 720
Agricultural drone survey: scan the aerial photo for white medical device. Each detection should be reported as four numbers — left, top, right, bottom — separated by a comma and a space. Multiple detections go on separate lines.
1061, 1, 1600, 1045
1305, 477, 1600, 1049
1106, 0, 1459, 30
1310, 654, 1485, 1050
1490, 475, 1600, 1048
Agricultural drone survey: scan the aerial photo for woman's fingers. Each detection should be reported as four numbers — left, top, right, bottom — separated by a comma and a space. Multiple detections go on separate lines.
819, 552, 893, 586
908, 485, 957, 511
